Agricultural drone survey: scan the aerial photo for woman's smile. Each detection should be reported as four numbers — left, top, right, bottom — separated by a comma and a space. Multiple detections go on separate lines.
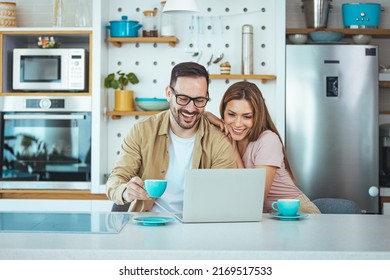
224, 99, 254, 141
230, 126, 247, 136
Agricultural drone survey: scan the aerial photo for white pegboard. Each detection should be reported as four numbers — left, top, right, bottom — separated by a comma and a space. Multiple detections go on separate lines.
106, 0, 284, 172
107, 0, 277, 95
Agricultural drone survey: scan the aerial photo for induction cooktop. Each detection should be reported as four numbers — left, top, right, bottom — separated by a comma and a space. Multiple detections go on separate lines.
0, 211, 132, 234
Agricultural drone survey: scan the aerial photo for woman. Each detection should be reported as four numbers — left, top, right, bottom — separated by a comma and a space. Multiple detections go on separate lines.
206, 81, 320, 214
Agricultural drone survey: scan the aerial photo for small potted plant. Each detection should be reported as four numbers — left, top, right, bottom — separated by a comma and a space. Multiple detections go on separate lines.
104, 70, 139, 111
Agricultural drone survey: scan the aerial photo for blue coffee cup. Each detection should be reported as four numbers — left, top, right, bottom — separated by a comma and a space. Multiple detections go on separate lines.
144, 179, 167, 198
271, 199, 300, 216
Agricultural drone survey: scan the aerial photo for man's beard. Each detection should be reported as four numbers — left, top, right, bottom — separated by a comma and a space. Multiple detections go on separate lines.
171, 107, 201, 129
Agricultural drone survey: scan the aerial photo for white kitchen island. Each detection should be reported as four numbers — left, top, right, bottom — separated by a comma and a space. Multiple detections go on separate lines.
0, 213, 389, 260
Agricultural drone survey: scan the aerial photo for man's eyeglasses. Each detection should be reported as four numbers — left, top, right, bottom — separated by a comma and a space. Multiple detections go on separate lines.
170, 86, 210, 108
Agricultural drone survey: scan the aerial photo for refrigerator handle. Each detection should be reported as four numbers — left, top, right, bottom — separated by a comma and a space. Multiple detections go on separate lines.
368, 186, 379, 197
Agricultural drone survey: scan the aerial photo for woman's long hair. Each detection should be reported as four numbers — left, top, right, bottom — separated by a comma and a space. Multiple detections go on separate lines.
220, 81, 296, 182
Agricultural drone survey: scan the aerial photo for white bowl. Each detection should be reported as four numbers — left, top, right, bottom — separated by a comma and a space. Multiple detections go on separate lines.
135, 98, 170, 111
288, 34, 308, 44
352, 34, 372, 45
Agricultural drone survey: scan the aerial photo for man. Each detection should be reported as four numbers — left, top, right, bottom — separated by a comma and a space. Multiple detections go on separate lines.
106, 62, 237, 213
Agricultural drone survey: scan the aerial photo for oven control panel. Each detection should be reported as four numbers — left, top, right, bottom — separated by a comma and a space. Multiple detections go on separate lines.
26, 98, 65, 109
1, 96, 90, 112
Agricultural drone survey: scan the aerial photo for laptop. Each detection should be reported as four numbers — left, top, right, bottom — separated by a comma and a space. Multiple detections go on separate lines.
175, 168, 265, 223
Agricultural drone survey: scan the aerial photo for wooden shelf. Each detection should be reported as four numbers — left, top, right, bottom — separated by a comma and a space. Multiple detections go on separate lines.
380, 81, 390, 88
106, 36, 179, 47
209, 74, 276, 83
107, 110, 161, 119
0, 190, 107, 200
286, 28, 390, 38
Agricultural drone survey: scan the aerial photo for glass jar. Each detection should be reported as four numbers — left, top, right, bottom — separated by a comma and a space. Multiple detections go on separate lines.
142, 10, 158, 37
74, 0, 91, 27
53, 0, 64, 27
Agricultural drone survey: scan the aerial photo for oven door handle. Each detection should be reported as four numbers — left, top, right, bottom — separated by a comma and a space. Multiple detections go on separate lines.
3, 114, 86, 120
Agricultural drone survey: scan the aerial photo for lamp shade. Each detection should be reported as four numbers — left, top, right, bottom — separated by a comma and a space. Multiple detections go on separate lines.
162, 0, 199, 13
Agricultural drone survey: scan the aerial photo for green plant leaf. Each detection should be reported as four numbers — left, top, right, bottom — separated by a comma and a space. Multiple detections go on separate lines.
122, 79, 129, 88
104, 73, 115, 88
118, 76, 126, 90
110, 80, 119, 89
104, 80, 111, 88
127, 72, 139, 85
104, 71, 139, 90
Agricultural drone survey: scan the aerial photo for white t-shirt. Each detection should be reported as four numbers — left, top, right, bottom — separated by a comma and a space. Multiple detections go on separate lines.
152, 129, 195, 213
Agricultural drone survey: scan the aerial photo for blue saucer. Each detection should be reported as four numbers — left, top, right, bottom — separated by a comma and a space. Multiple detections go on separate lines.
269, 212, 308, 220
133, 216, 175, 226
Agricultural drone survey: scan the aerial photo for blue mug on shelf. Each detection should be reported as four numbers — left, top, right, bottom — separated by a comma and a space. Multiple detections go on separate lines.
271, 199, 300, 216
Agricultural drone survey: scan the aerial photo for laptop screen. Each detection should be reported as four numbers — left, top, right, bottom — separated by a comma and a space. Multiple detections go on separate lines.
177, 168, 265, 223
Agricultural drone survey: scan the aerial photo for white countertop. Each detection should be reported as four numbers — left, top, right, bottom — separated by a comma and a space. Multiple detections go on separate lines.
0, 213, 389, 260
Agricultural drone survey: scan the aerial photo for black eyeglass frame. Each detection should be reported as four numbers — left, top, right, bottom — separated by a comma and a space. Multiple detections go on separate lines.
169, 86, 210, 108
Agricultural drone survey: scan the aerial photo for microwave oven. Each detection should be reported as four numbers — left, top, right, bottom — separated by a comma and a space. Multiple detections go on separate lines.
13, 48, 87, 92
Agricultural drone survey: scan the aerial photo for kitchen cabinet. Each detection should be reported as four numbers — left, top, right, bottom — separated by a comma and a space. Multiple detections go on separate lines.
382, 198, 390, 214
0, 30, 92, 96
0, 190, 106, 200
0, 190, 111, 212
0, 28, 96, 197
380, 81, 390, 88
380, 188, 390, 214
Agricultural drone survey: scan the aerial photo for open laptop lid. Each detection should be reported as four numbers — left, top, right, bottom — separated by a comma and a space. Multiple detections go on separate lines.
177, 168, 265, 223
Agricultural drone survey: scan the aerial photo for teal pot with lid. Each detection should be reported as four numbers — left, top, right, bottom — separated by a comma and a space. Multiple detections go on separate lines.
108, 16, 142, 37
342, 3, 382, 29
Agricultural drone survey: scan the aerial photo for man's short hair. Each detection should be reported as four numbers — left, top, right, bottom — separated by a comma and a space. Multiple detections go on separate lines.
169, 62, 209, 89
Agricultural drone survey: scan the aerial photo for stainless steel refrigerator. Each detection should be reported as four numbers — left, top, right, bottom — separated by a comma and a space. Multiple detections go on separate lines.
286, 44, 379, 214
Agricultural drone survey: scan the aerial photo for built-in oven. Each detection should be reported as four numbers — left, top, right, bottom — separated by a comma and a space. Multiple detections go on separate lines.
0, 96, 91, 190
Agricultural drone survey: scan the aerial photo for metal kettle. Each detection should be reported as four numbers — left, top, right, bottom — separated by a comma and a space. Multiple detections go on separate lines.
301, 0, 333, 29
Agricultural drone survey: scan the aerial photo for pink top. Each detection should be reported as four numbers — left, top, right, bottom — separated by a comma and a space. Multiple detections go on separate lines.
242, 130, 302, 212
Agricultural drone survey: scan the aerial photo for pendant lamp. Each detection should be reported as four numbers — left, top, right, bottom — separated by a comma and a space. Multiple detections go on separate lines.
162, 0, 199, 13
